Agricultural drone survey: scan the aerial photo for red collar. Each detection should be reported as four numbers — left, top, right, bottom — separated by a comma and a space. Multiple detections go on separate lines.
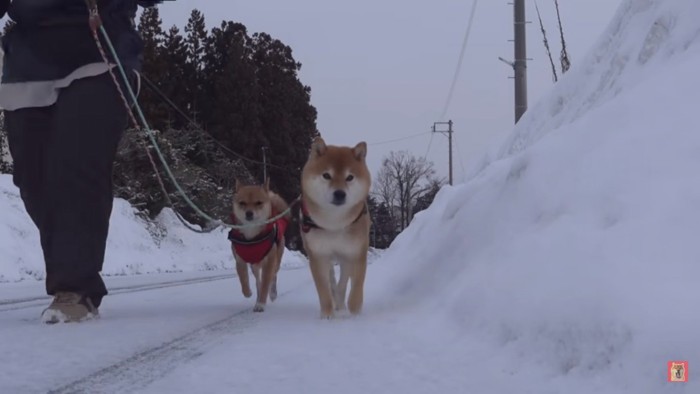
300, 200, 320, 233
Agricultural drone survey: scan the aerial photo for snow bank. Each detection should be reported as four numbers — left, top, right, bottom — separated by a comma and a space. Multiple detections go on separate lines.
381, 0, 700, 391
0, 175, 307, 282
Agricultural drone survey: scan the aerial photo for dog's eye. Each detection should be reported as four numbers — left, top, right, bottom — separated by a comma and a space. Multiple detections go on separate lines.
346, 175, 354, 182
255, 201, 262, 206
322, 173, 331, 180
239, 202, 247, 207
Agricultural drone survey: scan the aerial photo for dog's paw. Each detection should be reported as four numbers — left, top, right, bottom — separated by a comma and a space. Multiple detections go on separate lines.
253, 303, 265, 312
334, 302, 346, 311
320, 309, 335, 320
348, 301, 362, 315
348, 292, 363, 315
242, 287, 253, 298
270, 288, 277, 302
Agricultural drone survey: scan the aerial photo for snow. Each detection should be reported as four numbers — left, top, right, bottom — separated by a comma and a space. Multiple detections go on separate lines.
0, 175, 307, 283
380, 0, 700, 391
1, 0, 699, 392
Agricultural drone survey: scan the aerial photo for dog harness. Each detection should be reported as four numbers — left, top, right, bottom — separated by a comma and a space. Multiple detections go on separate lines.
228, 211, 289, 264
300, 201, 368, 233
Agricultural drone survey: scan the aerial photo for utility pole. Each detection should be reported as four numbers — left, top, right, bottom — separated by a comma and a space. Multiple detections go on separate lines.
432, 120, 454, 186
499, 0, 530, 123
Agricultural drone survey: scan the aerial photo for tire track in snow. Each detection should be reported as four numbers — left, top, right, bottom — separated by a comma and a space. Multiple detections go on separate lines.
47, 281, 308, 394
0, 265, 308, 312
0, 273, 236, 312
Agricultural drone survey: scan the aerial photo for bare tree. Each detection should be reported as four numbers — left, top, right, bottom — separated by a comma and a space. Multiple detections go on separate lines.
373, 151, 436, 231
535, 0, 558, 82
373, 165, 398, 224
554, 0, 571, 74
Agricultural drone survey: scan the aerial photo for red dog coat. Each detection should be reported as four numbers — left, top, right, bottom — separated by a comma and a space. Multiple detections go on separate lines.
228, 211, 289, 264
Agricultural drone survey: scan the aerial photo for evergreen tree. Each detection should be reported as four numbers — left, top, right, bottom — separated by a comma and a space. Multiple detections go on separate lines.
137, 7, 168, 131
115, 10, 319, 250
203, 21, 262, 166
251, 32, 319, 191
413, 179, 444, 215
367, 197, 398, 249
159, 25, 189, 131
184, 9, 208, 122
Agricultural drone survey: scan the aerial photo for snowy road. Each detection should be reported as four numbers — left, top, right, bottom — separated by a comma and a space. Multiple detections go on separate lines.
0, 259, 512, 394
0, 257, 605, 394
2, 250, 692, 394
0, 268, 314, 393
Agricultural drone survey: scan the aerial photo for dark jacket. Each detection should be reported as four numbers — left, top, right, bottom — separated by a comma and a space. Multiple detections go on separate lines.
1, 0, 163, 83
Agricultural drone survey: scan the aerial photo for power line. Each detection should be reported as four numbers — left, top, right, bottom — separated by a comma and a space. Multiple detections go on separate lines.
440, 0, 480, 120
423, 132, 435, 161
368, 131, 431, 146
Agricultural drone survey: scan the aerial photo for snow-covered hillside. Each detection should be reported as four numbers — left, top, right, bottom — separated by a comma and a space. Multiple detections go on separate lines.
381, 0, 700, 391
0, 175, 307, 282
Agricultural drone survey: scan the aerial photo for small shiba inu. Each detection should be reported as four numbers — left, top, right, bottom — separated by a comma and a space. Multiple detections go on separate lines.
299, 137, 371, 319
228, 178, 290, 312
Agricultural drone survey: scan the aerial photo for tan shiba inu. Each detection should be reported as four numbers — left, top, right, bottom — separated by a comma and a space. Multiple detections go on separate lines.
299, 137, 371, 319
228, 178, 290, 312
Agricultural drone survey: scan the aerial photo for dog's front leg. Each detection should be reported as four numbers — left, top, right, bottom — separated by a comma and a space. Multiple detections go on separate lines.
250, 264, 263, 311
334, 260, 351, 311
235, 258, 252, 298
254, 260, 276, 312
270, 245, 284, 302
308, 252, 335, 319
347, 252, 368, 315
329, 264, 338, 303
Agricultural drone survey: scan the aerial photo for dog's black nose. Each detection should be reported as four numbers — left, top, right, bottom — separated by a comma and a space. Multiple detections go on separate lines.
332, 190, 346, 205
245, 211, 254, 220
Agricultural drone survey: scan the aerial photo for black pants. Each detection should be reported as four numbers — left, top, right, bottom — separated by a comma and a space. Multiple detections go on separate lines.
5, 72, 129, 308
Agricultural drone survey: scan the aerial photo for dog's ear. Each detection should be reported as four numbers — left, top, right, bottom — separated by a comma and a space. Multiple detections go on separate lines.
234, 177, 244, 192
311, 136, 327, 157
352, 141, 367, 161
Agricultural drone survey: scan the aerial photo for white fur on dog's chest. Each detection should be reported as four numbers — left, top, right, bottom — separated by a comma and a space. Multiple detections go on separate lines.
305, 227, 362, 258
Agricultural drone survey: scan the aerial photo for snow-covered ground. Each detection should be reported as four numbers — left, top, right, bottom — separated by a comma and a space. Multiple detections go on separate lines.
1, 0, 699, 392
0, 175, 307, 283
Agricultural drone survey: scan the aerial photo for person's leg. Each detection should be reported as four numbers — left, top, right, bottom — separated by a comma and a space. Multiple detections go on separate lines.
5, 107, 52, 230
5, 106, 58, 284
42, 72, 128, 309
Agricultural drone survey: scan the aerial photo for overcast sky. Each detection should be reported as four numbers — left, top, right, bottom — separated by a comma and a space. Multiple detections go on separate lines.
154, 0, 624, 182
132, 1, 620, 182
